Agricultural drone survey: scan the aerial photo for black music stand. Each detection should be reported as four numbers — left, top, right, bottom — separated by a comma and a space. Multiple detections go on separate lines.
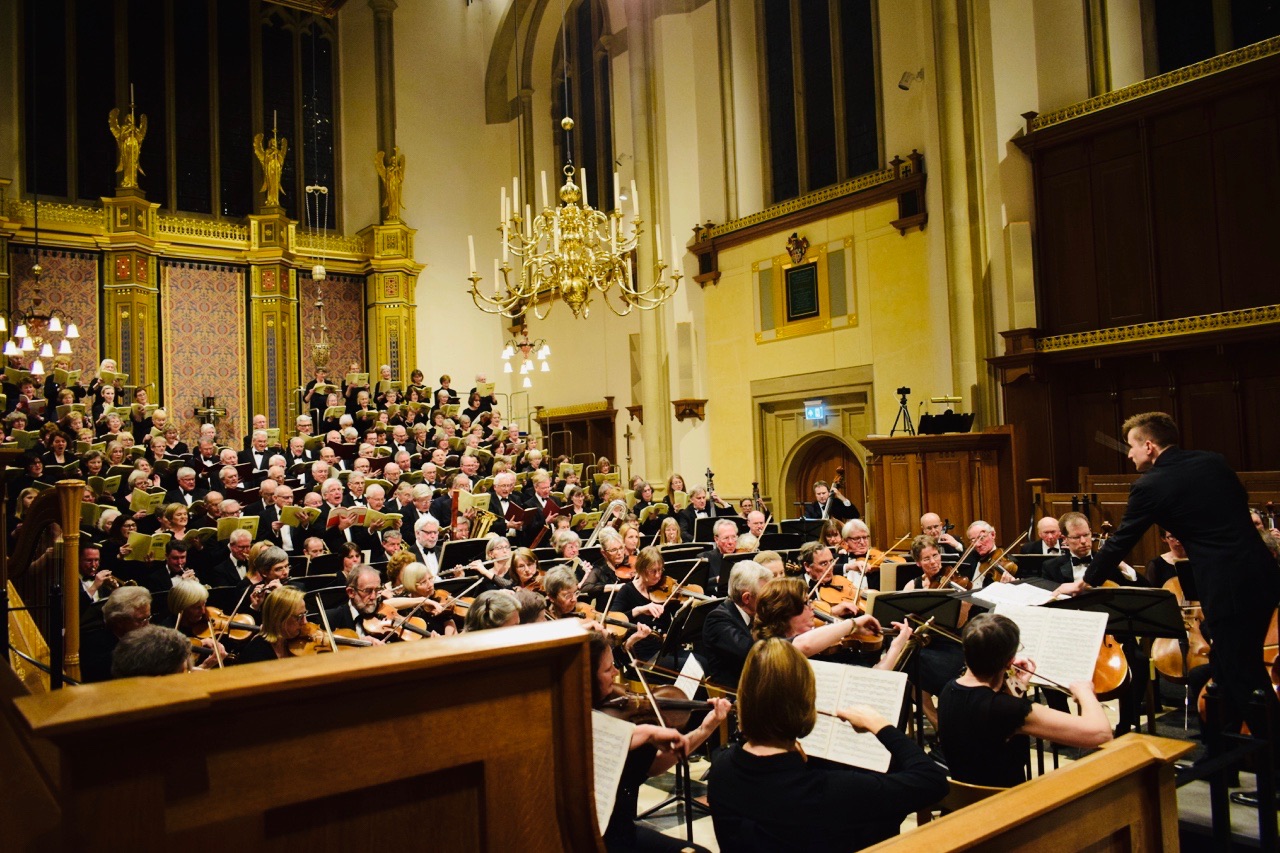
780, 518, 824, 541
1043, 587, 1183, 640
654, 595, 723, 670
440, 538, 487, 571
306, 552, 345, 579
1010, 553, 1059, 579
870, 590, 965, 746
759, 532, 802, 551
694, 515, 747, 542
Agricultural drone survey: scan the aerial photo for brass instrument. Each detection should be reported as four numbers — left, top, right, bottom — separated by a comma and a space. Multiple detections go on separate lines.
100, 574, 136, 593
471, 508, 499, 539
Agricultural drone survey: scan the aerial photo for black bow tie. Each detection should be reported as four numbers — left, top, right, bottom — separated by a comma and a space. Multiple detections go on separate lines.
1071, 554, 1092, 566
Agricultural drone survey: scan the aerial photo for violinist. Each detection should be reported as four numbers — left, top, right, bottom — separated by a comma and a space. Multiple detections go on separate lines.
612, 547, 675, 662
818, 519, 843, 553
463, 589, 521, 631
245, 546, 292, 612
754, 577, 909, 667
697, 562, 773, 688
396, 562, 458, 635
958, 521, 1016, 588
937, 613, 1111, 788
237, 586, 311, 663
589, 631, 729, 852
323, 566, 392, 641
111, 625, 201, 677
544, 566, 584, 619
619, 522, 642, 568
707, 638, 945, 852
798, 542, 860, 618
166, 579, 230, 662
699, 518, 740, 596
512, 547, 543, 592
837, 519, 884, 582
581, 529, 628, 608
900, 536, 967, 727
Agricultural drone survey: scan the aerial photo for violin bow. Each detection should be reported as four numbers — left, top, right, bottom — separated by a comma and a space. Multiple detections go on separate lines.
212, 582, 255, 655
977, 529, 1031, 583
314, 590, 340, 653
665, 557, 705, 606
935, 538, 981, 590
806, 560, 836, 601
625, 646, 670, 730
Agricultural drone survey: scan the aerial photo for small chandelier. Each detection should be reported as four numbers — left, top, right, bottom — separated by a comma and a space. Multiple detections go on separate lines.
501, 327, 550, 390
5, 196, 79, 376
466, 116, 682, 320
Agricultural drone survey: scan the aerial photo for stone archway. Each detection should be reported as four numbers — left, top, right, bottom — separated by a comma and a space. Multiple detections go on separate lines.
778, 431, 866, 520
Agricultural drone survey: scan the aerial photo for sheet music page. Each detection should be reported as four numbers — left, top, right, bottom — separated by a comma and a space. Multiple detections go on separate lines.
591, 710, 636, 835
971, 582, 1057, 609
994, 604, 1108, 687
674, 654, 704, 700
800, 660, 906, 773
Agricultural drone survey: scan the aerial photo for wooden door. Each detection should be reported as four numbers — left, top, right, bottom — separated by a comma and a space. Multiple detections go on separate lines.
788, 437, 865, 520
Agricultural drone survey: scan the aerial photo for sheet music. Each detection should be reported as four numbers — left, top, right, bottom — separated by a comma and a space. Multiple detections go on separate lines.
674, 654, 704, 700
798, 660, 907, 773
591, 710, 635, 835
993, 604, 1108, 688
971, 582, 1057, 608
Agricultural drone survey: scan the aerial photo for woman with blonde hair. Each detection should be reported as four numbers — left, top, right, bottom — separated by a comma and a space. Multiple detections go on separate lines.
707, 638, 947, 850
237, 586, 308, 663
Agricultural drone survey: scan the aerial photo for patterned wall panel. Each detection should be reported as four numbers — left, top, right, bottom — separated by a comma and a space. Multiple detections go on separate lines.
9, 247, 100, 376
160, 262, 247, 447
300, 272, 364, 380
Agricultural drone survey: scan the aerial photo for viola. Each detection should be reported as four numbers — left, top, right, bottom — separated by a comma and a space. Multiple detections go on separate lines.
648, 575, 708, 604
572, 602, 665, 640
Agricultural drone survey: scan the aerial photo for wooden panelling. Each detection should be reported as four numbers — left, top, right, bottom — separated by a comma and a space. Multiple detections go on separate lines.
1241, 374, 1280, 470
1038, 168, 1098, 334
1022, 54, 1280, 331
1148, 133, 1220, 318
1092, 154, 1153, 326
864, 430, 1017, 556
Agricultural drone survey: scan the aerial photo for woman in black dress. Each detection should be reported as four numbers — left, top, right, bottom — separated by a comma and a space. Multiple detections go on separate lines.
611, 547, 672, 662
937, 613, 1112, 788
707, 637, 947, 851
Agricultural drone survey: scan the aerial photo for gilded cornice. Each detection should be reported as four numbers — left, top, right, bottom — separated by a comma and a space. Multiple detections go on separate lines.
538, 401, 612, 418
1036, 304, 1280, 352
157, 214, 251, 243
6, 199, 105, 229
702, 167, 898, 239
1030, 35, 1280, 131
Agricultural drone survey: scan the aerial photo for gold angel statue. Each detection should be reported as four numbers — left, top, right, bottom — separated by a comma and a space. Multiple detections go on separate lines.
108, 108, 147, 189
375, 147, 406, 221
253, 132, 289, 208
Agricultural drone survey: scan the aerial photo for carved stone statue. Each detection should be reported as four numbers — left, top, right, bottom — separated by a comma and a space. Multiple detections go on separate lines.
375, 147, 406, 221
108, 108, 147, 189
253, 132, 289, 208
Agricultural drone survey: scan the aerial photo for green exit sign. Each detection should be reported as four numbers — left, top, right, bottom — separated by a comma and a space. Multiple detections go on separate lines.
804, 400, 826, 421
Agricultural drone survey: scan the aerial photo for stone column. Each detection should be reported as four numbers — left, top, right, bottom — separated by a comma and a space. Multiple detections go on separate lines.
930, 0, 996, 425
625, 0, 672, 478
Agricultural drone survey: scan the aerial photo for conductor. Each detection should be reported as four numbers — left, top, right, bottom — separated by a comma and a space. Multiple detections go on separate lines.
1085, 412, 1280, 751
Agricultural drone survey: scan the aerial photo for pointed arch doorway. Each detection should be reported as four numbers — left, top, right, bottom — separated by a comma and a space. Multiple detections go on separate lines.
782, 433, 865, 520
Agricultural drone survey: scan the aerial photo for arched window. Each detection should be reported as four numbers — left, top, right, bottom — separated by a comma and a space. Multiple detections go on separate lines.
550, 0, 614, 211
759, 0, 880, 204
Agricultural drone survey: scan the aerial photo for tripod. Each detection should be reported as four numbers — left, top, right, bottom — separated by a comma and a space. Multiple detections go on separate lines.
891, 391, 915, 436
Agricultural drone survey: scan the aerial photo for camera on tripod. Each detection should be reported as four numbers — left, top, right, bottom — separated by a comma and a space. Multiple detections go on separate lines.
892, 387, 914, 436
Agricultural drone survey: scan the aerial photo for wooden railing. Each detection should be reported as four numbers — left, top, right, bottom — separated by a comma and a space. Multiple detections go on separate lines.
868, 734, 1192, 851
2, 619, 603, 851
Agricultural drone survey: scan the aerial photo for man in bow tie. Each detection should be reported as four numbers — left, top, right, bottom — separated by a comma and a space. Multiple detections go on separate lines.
1042, 512, 1140, 588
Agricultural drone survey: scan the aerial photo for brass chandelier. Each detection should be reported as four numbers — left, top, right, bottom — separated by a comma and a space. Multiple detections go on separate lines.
466, 116, 681, 320
3, 197, 79, 374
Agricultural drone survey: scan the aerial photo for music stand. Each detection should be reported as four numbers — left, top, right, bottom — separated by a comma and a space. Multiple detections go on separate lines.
1011, 553, 1059, 579
694, 516, 747, 542
654, 595, 724, 671
306, 552, 345, 579
1043, 587, 1184, 640
440, 538, 487, 571
780, 518, 824, 541
663, 559, 710, 592
869, 590, 965, 746
759, 532, 802, 551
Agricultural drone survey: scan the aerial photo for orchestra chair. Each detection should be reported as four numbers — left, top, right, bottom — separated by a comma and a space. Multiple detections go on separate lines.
916, 778, 1006, 825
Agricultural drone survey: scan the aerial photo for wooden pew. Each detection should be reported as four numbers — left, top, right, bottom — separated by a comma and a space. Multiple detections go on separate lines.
2, 620, 603, 852
867, 733, 1192, 851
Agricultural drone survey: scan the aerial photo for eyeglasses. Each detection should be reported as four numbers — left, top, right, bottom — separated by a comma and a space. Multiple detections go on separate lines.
288, 612, 308, 622
847, 535, 870, 541
355, 586, 382, 596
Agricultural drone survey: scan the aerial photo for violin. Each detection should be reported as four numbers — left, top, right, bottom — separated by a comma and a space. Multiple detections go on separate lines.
363, 602, 432, 641
600, 683, 721, 729
572, 601, 666, 640
200, 606, 259, 641
286, 623, 377, 655
648, 575, 708, 604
